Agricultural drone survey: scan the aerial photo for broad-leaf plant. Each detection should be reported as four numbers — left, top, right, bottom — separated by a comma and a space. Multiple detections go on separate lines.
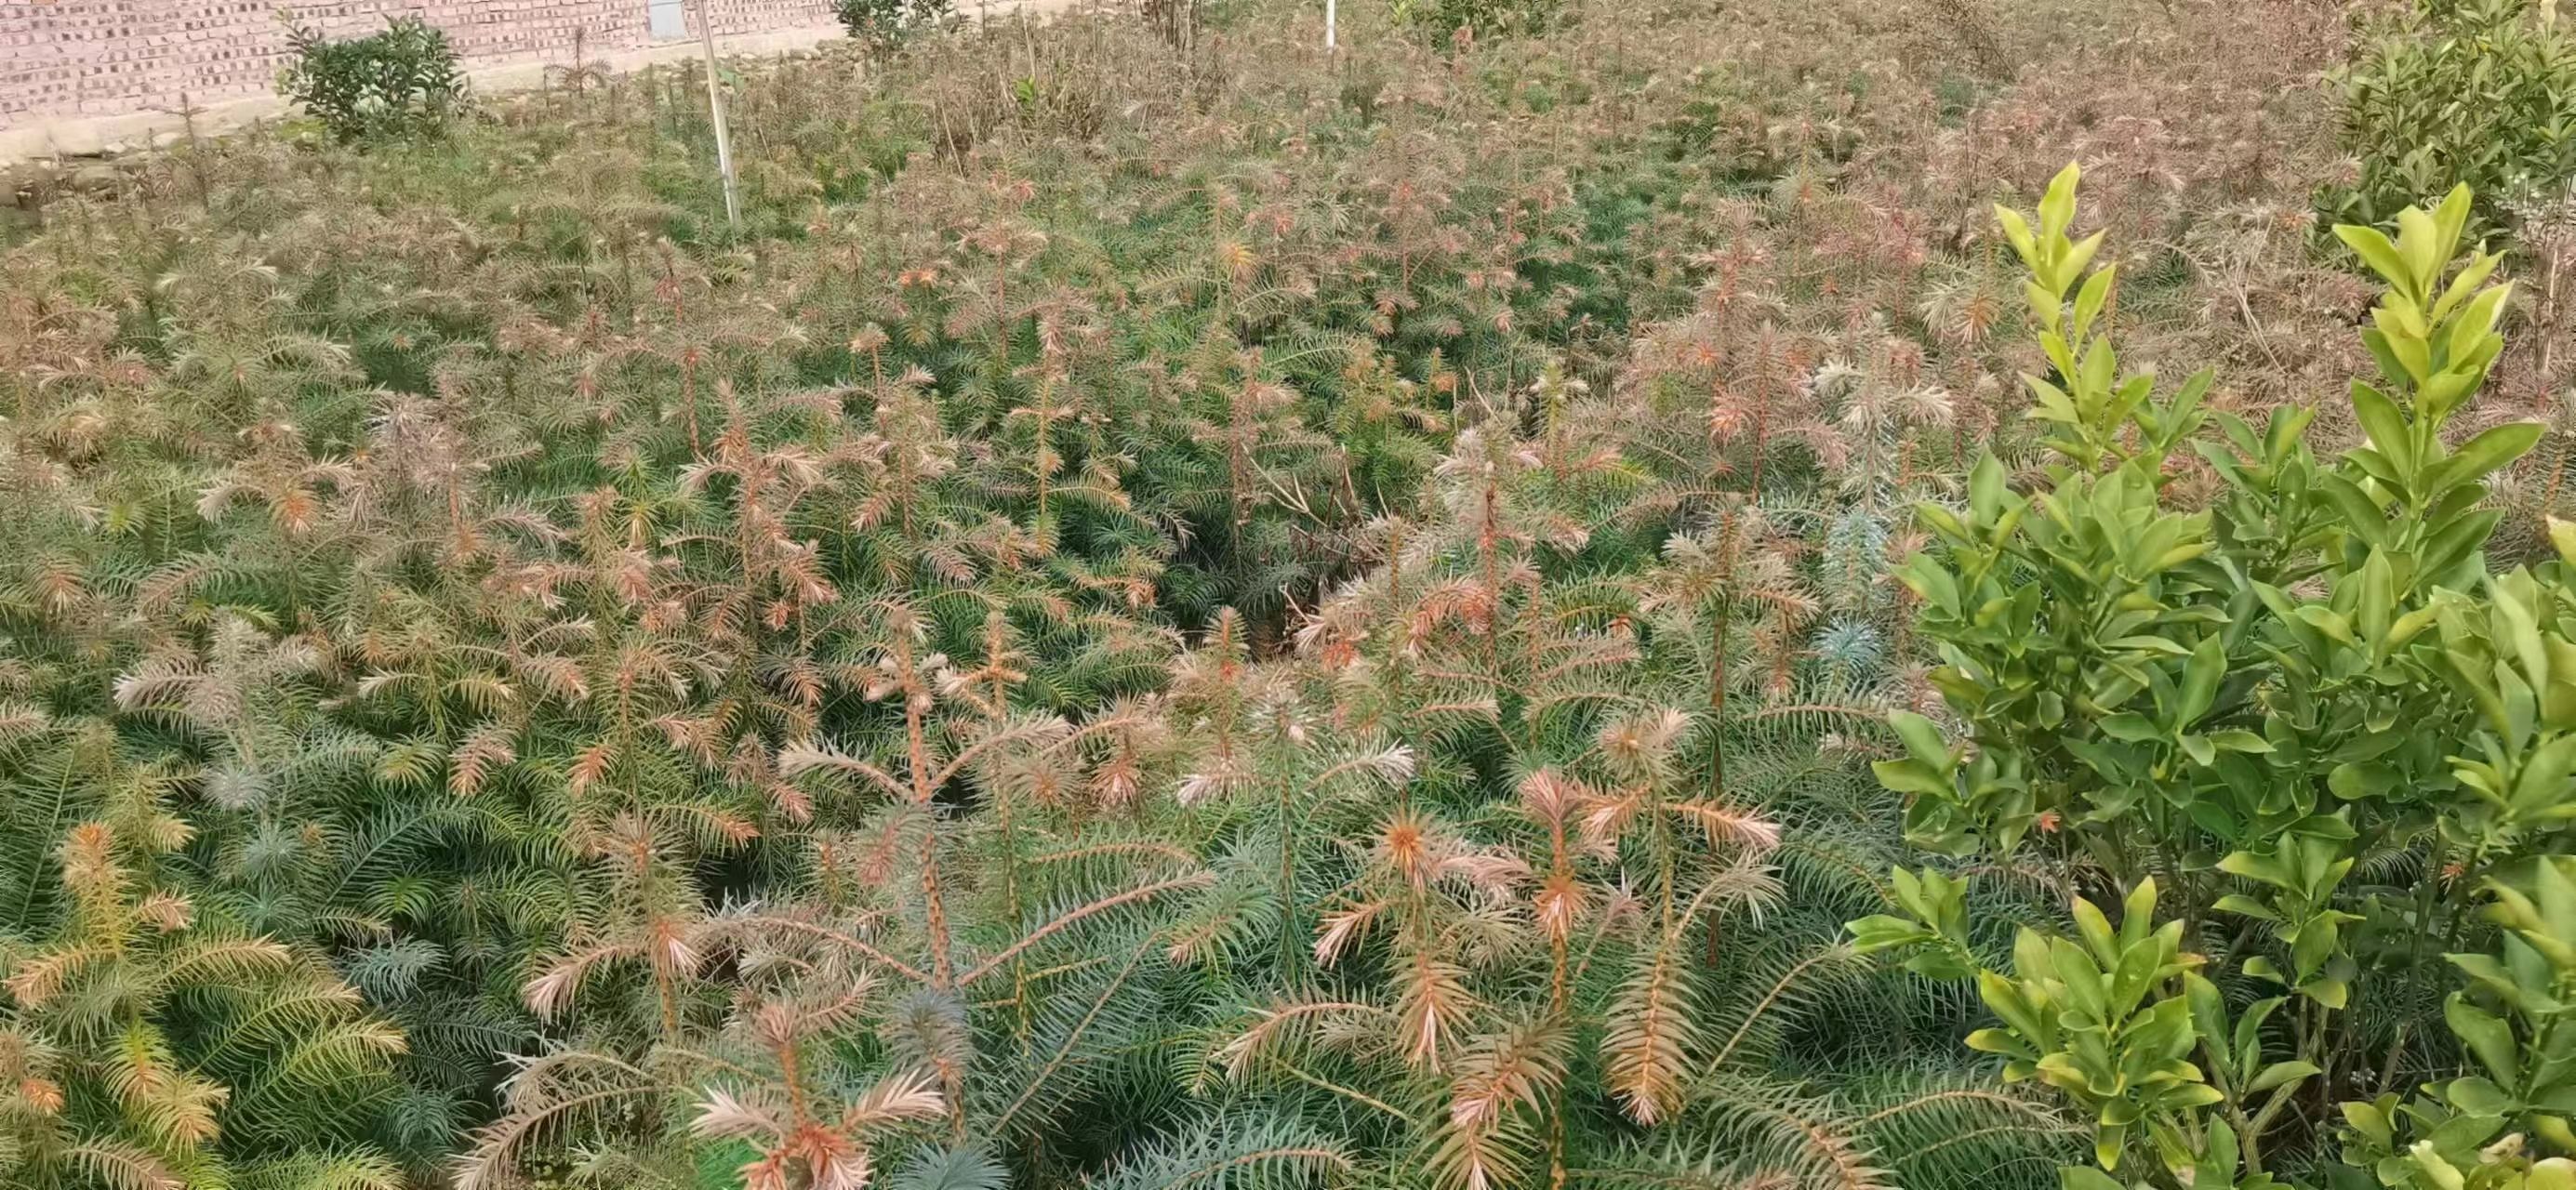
1852, 164, 2576, 1190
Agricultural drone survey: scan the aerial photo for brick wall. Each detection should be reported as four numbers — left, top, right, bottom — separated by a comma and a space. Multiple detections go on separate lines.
0, 0, 837, 123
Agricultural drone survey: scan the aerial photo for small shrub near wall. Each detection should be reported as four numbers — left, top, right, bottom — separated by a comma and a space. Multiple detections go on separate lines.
1393, 0, 1565, 40
277, 16, 470, 143
835, 0, 956, 50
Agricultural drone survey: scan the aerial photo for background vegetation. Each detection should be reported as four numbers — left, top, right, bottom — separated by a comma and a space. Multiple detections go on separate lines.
5, 0, 2575, 1186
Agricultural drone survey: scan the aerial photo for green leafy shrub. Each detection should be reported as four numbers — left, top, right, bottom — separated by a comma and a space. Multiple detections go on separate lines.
276, 16, 468, 142
2330, 0, 2576, 231
1394, 0, 1563, 39
1852, 162, 2576, 1189
833, 0, 953, 49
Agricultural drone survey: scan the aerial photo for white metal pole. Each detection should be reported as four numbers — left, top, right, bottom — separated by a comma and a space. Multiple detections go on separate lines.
693, 0, 743, 232
1324, 0, 1336, 49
